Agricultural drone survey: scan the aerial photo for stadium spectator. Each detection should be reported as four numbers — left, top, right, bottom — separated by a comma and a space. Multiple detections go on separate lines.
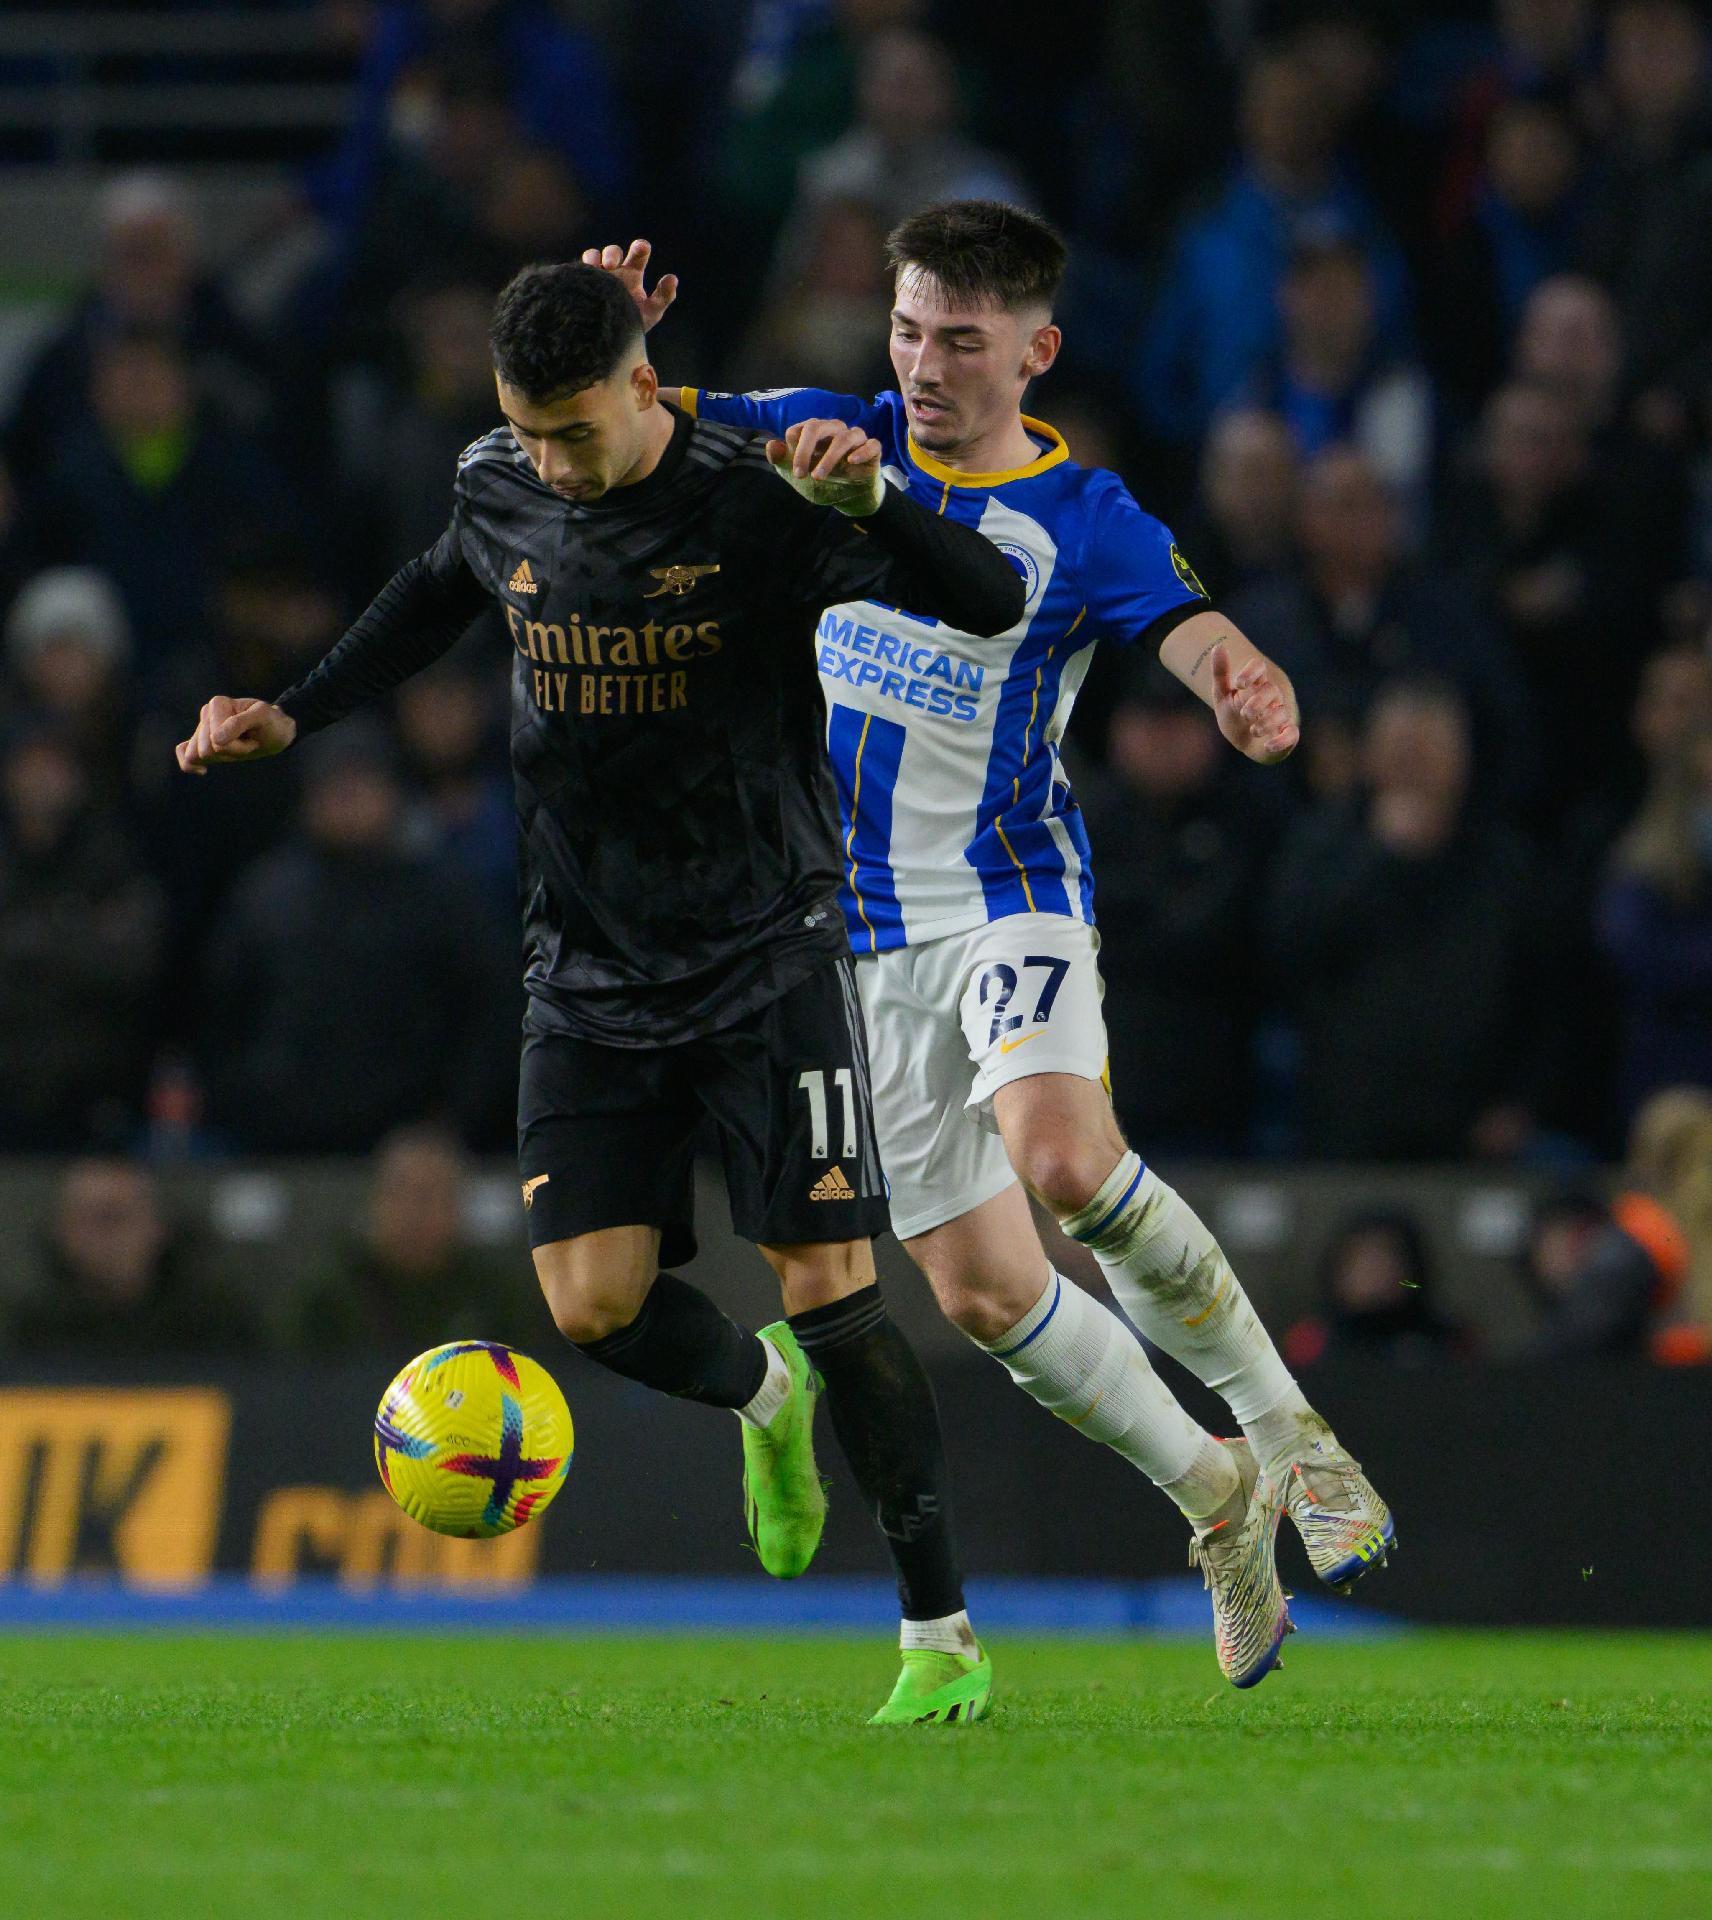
1283, 1210, 1470, 1370
1175, 408, 1301, 599
198, 720, 517, 1154
1597, 722, 1712, 1119
0, 172, 272, 482
395, 656, 517, 926
1518, 1088, 1712, 1361
335, 278, 502, 573
0, 724, 166, 1152
1225, 445, 1537, 810
312, 53, 588, 389
772, 28, 1033, 289
309, 0, 628, 240
714, 0, 923, 262
1577, 0, 1712, 400
1436, 379, 1635, 824
1138, 41, 1410, 444
729, 197, 895, 397
1265, 678, 1555, 1160
1, 569, 135, 807
9, 328, 304, 677
141, 544, 338, 942
1426, 97, 1585, 415
5, 1156, 262, 1354
1075, 656, 1278, 1156
1244, 226, 1435, 523
1436, 0, 1601, 227
1511, 276, 1691, 614
296, 1124, 528, 1354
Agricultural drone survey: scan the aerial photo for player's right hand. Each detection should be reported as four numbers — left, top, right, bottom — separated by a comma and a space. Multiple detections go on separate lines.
581, 238, 678, 331
174, 696, 296, 775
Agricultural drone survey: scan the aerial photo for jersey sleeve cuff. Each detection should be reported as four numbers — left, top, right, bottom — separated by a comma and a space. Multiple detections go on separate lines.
1134, 597, 1213, 650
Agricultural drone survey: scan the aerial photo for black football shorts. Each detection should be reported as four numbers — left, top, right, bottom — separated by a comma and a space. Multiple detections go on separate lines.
517, 956, 890, 1264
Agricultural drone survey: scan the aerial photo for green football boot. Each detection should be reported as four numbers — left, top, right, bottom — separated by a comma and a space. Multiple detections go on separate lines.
868, 1646, 993, 1726
741, 1323, 826, 1578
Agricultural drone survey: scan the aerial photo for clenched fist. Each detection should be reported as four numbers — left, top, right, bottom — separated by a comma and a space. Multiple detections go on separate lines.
174, 696, 297, 775
766, 419, 884, 518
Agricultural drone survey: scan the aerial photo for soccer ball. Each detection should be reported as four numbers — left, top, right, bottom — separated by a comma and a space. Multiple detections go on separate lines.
374, 1341, 574, 1538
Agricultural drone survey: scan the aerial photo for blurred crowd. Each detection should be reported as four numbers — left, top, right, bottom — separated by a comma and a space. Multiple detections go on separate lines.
7, 1085, 1709, 1362
3, 0, 1712, 1349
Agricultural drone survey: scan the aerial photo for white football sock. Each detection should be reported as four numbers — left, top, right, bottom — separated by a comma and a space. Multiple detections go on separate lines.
1059, 1152, 1312, 1484
976, 1271, 1237, 1516
734, 1332, 791, 1429
900, 1609, 977, 1656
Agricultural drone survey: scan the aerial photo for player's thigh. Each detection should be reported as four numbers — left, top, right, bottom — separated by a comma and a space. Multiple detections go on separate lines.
855, 942, 1017, 1242
992, 1071, 1128, 1214
696, 955, 891, 1259
756, 1234, 878, 1316
517, 1023, 699, 1338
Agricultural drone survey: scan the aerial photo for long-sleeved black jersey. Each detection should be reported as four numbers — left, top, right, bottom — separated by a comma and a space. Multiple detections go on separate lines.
277, 404, 1024, 1045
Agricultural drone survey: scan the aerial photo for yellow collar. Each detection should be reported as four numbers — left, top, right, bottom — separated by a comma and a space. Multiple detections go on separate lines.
906, 414, 1069, 488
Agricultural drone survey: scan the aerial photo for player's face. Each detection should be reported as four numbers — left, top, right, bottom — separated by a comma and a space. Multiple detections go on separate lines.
497, 361, 655, 502
889, 273, 1059, 457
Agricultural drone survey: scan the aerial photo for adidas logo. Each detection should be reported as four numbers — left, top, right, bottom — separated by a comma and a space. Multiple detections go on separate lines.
508, 559, 539, 595
809, 1165, 855, 1201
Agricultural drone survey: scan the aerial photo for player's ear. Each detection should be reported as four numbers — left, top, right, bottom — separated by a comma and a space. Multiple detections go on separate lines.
1022, 323, 1062, 382
631, 359, 658, 410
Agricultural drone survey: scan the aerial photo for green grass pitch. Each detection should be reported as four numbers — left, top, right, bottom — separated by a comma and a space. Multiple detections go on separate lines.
2, 1632, 1709, 1919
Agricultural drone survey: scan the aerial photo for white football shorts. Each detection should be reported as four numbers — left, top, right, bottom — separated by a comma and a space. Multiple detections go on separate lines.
854, 911, 1110, 1241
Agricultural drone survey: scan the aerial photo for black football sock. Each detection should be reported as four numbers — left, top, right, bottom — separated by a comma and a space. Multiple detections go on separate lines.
574, 1272, 768, 1409
788, 1284, 965, 1621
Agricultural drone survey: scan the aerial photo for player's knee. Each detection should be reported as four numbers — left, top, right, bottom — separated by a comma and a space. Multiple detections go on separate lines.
1013, 1137, 1111, 1218
533, 1241, 651, 1346
544, 1282, 636, 1346
931, 1274, 1018, 1345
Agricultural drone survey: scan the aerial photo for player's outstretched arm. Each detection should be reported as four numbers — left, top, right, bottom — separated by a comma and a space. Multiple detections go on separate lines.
771, 419, 1025, 638
1159, 609, 1300, 765
175, 696, 296, 775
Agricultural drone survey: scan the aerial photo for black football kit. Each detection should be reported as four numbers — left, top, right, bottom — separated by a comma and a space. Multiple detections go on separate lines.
275, 400, 1021, 1630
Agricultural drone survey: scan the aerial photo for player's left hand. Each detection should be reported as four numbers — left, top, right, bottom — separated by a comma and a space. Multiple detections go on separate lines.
1211, 644, 1299, 764
766, 419, 884, 517
581, 238, 678, 331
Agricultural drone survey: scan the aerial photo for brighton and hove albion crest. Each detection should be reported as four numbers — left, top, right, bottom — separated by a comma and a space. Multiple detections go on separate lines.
992, 541, 1040, 602
643, 563, 721, 599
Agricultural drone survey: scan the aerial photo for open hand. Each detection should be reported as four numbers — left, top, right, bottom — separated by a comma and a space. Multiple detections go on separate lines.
1211, 644, 1298, 764
581, 238, 678, 332
765, 419, 883, 517
175, 696, 296, 775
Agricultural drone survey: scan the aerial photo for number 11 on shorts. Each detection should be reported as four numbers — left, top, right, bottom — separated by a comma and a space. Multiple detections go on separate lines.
798, 1067, 857, 1160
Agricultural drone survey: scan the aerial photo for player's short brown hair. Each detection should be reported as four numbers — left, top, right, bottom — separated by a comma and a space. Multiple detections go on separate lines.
885, 201, 1068, 314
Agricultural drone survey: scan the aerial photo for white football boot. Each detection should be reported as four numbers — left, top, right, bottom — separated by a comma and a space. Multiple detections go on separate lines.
1278, 1434, 1396, 1592
1188, 1437, 1293, 1689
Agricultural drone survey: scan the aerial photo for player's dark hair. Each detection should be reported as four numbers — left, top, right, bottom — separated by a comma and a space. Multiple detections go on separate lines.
489, 262, 644, 401
885, 201, 1068, 314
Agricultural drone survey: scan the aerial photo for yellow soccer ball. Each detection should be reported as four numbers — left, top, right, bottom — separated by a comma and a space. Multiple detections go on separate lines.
374, 1341, 574, 1538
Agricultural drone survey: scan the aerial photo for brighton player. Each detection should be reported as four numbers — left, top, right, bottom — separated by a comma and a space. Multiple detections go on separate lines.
593, 206, 1394, 1686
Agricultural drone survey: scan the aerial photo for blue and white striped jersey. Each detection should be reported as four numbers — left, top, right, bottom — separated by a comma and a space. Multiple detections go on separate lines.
681, 385, 1209, 952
